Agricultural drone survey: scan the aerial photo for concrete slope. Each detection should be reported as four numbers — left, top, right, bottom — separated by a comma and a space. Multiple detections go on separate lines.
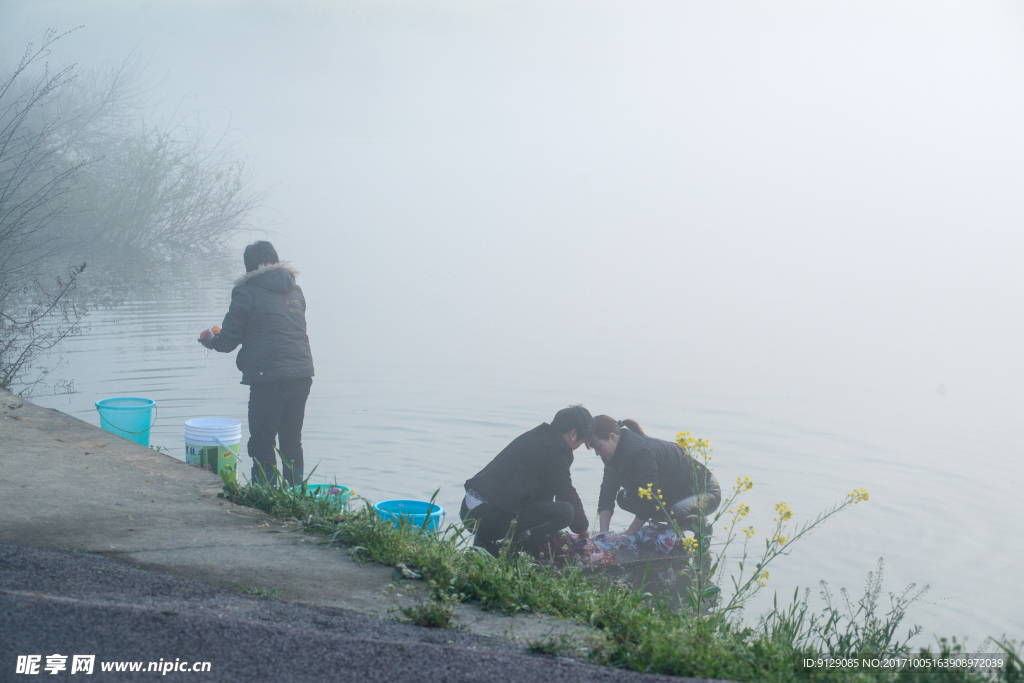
0, 390, 405, 614
0, 391, 589, 644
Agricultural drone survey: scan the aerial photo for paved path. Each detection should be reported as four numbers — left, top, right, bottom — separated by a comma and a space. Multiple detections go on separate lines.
1, 543, 698, 682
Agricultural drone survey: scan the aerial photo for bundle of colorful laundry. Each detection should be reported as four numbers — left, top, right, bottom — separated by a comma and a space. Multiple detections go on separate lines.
530, 531, 615, 567
584, 542, 615, 566
530, 530, 589, 567
592, 525, 683, 556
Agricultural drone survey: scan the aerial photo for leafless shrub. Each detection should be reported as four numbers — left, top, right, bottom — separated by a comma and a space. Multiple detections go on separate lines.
1, 29, 265, 391
0, 263, 86, 393
0, 29, 88, 394
41, 49, 266, 255
0, 29, 84, 294
69, 116, 263, 254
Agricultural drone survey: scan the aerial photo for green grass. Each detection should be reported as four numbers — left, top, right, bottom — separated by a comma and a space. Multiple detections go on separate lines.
398, 594, 462, 629
222, 476, 1021, 683
526, 632, 583, 658
236, 583, 281, 598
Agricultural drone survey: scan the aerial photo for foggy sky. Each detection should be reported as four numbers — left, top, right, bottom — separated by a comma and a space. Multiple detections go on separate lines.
4, 0, 1022, 431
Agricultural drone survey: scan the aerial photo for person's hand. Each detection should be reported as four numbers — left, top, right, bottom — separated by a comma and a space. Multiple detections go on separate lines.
198, 328, 215, 349
579, 529, 591, 543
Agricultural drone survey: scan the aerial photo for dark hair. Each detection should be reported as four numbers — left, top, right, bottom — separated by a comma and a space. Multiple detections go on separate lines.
551, 405, 594, 440
591, 415, 644, 441
243, 241, 280, 272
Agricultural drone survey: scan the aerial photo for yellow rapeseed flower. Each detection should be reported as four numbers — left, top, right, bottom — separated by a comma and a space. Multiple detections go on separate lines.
848, 487, 869, 504
774, 501, 793, 521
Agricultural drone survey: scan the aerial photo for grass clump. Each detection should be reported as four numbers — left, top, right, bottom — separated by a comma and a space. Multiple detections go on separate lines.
399, 594, 462, 629
222, 466, 1019, 683
236, 583, 280, 598
526, 632, 584, 658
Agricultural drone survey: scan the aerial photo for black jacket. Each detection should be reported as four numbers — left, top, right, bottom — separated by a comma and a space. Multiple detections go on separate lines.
465, 423, 588, 533
211, 263, 315, 385
597, 428, 713, 520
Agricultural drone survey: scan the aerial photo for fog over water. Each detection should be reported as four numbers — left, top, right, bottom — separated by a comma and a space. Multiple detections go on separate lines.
4, 1, 1023, 643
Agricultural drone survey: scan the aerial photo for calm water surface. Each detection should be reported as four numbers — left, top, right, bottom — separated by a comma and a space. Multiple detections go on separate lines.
29, 269, 1022, 647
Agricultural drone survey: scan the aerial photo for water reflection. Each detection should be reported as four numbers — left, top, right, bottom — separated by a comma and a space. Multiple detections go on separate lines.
588, 551, 717, 615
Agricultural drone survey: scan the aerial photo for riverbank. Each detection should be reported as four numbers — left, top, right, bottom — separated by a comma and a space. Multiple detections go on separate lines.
0, 391, 593, 648
5, 391, 1019, 683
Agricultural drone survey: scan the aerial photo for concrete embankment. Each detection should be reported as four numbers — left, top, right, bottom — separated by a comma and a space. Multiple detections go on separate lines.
0, 391, 591, 642
0, 390, 740, 683
0, 390, 402, 614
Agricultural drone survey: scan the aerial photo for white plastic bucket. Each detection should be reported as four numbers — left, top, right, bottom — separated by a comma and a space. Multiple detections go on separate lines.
184, 418, 241, 482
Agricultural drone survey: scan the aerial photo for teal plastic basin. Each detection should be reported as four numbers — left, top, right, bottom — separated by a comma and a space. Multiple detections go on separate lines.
374, 499, 445, 532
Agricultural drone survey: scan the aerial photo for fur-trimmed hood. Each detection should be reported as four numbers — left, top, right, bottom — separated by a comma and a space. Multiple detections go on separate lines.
234, 262, 300, 289
213, 259, 313, 385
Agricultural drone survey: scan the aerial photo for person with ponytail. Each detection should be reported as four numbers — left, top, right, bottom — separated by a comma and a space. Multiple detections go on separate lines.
590, 416, 721, 538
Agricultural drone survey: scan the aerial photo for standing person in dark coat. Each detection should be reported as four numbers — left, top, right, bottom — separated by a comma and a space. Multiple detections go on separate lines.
198, 241, 315, 487
461, 405, 593, 556
590, 416, 720, 537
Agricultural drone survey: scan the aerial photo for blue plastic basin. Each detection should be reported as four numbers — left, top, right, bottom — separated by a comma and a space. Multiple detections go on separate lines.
374, 499, 445, 532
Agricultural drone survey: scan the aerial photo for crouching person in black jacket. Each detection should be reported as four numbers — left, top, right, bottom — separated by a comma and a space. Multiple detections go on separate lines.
460, 405, 593, 556
591, 416, 721, 538
199, 241, 315, 488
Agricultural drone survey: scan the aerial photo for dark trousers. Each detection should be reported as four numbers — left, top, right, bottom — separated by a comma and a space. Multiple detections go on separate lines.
616, 474, 722, 533
459, 499, 574, 556
247, 377, 313, 487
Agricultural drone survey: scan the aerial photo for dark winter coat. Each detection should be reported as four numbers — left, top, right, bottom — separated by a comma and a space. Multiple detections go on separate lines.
465, 423, 589, 534
597, 428, 714, 520
210, 262, 315, 385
